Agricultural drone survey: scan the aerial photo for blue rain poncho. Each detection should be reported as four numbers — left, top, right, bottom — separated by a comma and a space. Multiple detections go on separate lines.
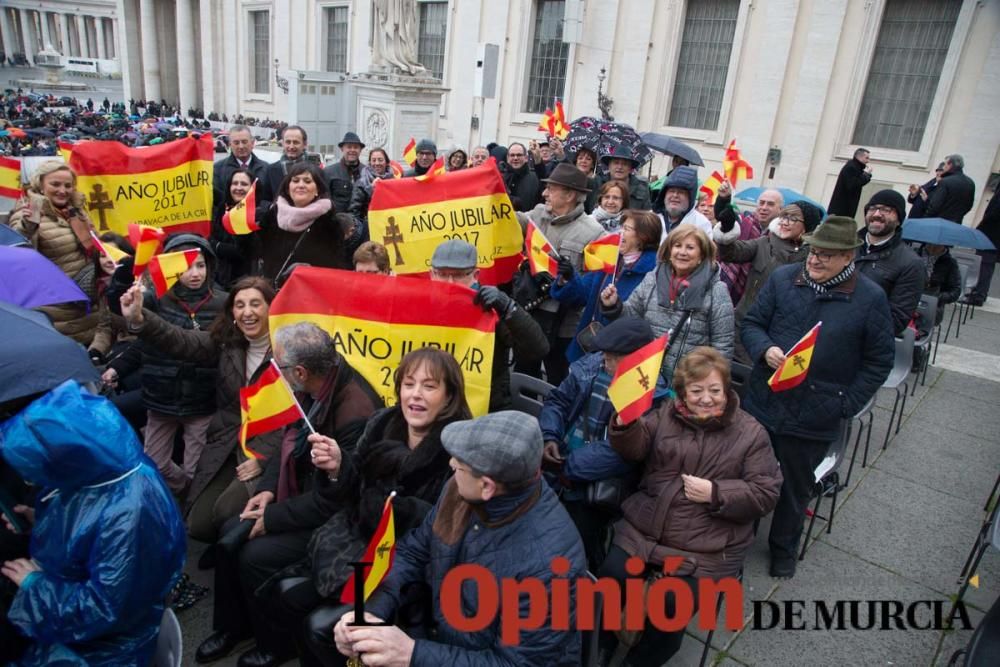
0, 381, 186, 666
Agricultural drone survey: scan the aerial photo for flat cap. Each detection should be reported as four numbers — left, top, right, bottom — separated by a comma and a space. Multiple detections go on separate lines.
431, 239, 477, 269
592, 316, 655, 355
442, 411, 543, 485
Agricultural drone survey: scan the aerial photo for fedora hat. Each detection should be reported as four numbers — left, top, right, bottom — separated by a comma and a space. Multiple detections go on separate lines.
338, 131, 365, 148
802, 216, 863, 250
600, 142, 639, 167
542, 162, 592, 193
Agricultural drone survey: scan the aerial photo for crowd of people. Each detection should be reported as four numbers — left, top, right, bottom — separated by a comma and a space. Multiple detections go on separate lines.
0, 113, 998, 667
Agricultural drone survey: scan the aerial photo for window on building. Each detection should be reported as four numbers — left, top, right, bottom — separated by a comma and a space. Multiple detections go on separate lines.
325, 6, 349, 72
417, 1, 448, 80
524, 0, 568, 114
852, 0, 961, 151
250, 10, 270, 95
667, 0, 740, 131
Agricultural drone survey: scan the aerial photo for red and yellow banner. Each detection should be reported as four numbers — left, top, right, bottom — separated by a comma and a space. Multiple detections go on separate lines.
768, 322, 821, 392
608, 335, 668, 424
699, 170, 726, 204
367, 161, 524, 286
538, 101, 570, 140
222, 180, 260, 235
239, 360, 302, 460
69, 135, 214, 237
340, 492, 396, 604
526, 221, 558, 277
583, 232, 621, 274
0, 155, 22, 199
148, 248, 200, 297
414, 156, 446, 182
402, 137, 417, 167
723, 139, 754, 188
269, 267, 498, 416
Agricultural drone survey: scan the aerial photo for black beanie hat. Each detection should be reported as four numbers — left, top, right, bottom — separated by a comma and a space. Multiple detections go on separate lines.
790, 200, 824, 233
865, 189, 907, 223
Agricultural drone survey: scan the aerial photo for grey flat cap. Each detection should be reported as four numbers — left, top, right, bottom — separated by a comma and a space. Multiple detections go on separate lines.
442, 411, 543, 485
431, 239, 477, 269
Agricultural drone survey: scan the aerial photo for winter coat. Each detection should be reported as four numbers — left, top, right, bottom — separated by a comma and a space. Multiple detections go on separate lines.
262, 156, 306, 205
855, 229, 926, 334
128, 308, 283, 512
210, 192, 270, 288
254, 199, 351, 280
323, 159, 362, 215
0, 382, 185, 667
366, 478, 587, 667
714, 196, 765, 304
741, 264, 894, 441
213, 152, 271, 205
7, 191, 101, 345
347, 165, 393, 244
976, 194, 1000, 250
925, 168, 976, 223
490, 304, 551, 411
652, 166, 697, 221
713, 220, 809, 325
550, 249, 657, 361
918, 248, 962, 324
603, 260, 735, 382
503, 162, 542, 212
907, 177, 938, 220
827, 157, 872, 218
609, 393, 781, 579
598, 171, 652, 211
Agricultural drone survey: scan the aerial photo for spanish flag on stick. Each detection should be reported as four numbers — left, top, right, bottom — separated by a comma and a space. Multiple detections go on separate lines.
402, 137, 417, 167
608, 335, 669, 424
723, 139, 754, 188
583, 232, 621, 274
0, 155, 22, 199
147, 249, 201, 297
89, 230, 129, 265
238, 360, 306, 460
340, 491, 396, 604
525, 221, 559, 277
221, 180, 260, 235
699, 170, 726, 204
538, 101, 570, 140
768, 322, 822, 392
128, 223, 166, 278
414, 156, 446, 182
389, 161, 405, 179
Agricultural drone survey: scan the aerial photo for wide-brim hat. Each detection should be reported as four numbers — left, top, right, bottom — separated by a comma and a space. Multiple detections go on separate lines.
542, 162, 592, 193
802, 216, 863, 250
600, 142, 640, 167
338, 131, 365, 149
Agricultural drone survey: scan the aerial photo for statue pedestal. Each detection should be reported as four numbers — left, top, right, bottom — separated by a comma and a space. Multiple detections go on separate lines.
351, 72, 449, 162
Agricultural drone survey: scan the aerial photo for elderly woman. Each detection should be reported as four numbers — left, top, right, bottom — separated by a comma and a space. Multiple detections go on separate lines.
601, 224, 734, 383
593, 179, 629, 232
600, 346, 782, 665
7, 160, 100, 345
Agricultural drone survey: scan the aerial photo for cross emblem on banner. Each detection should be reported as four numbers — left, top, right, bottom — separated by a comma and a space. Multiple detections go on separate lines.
792, 354, 806, 371
637, 365, 650, 391
383, 216, 405, 265
87, 184, 114, 231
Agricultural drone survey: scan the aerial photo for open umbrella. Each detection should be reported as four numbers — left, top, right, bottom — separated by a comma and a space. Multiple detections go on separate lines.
0, 226, 29, 247
0, 246, 89, 309
7, 127, 26, 139
563, 116, 652, 165
25, 128, 55, 139
735, 186, 826, 216
639, 132, 704, 166
901, 217, 995, 250
0, 300, 98, 404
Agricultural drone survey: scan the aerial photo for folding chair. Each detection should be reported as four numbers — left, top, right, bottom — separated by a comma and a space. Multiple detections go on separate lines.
935, 262, 967, 363
944, 250, 982, 341
842, 395, 876, 487
800, 420, 850, 561
881, 328, 914, 450
729, 361, 752, 402
911, 294, 938, 395
154, 607, 183, 667
580, 571, 603, 667
509, 372, 554, 418
699, 569, 744, 667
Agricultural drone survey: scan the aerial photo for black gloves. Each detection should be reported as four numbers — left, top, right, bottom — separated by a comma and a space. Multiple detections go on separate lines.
88, 349, 106, 366
716, 206, 737, 234
475, 285, 514, 318
557, 255, 575, 282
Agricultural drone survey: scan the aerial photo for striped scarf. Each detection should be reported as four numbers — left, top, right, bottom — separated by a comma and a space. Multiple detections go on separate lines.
802, 261, 855, 293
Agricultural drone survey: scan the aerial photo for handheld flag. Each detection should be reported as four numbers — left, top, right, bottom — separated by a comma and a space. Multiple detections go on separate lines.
147, 249, 201, 297
402, 138, 417, 167
238, 360, 304, 460
340, 492, 396, 604
414, 156, 446, 182
608, 335, 669, 424
699, 170, 726, 204
389, 160, 405, 179
222, 180, 260, 235
525, 222, 559, 277
768, 322, 822, 392
583, 232, 621, 274
127, 223, 166, 277
538, 101, 570, 140
723, 139, 754, 188
0, 155, 21, 199
89, 230, 129, 265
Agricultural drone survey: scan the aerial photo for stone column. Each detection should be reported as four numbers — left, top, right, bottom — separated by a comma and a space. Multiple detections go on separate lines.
96, 17, 106, 60
199, 0, 216, 114
76, 15, 90, 58
39, 11, 51, 49
18, 9, 34, 63
175, 0, 196, 111
0, 9, 16, 61
139, 0, 161, 101
59, 13, 70, 56
106, 18, 116, 59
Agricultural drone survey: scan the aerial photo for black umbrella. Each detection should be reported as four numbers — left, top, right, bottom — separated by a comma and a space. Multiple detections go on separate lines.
639, 132, 704, 166
563, 116, 652, 166
0, 301, 98, 404
25, 128, 55, 139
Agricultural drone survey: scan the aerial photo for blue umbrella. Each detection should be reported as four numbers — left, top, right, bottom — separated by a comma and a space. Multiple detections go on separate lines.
0, 246, 89, 309
0, 226, 28, 247
901, 217, 995, 250
0, 300, 98, 403
735, 186, 826, 216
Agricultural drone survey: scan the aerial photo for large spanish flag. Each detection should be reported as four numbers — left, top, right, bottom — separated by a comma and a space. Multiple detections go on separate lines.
0, 155, 21, 199
583, 232, 621, 274
608, 335, 668, 424
367, 160, 524, 286
768, 322, 821, 392
69, 135, 214, 237
221, 180, 260, 235
148, 249, 201, 297
269, 267, 497, 416
239, 360, 303, 460
340, 492, 396, 604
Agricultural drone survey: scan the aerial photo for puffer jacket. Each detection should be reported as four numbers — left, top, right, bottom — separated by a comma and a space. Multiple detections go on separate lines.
347, 164, 393, 240
609, 393, 781, 579
603, 260, 734, 382
366, 478, 587, 667
323, 159, 362, 215
855, 229, 926, 334
0, 381, 185, 667
741, 264, 894, 441
7, 190, 101, 344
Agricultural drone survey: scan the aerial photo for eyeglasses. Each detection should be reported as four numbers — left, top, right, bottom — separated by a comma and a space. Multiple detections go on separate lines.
431, 268, 476, 280
779, 216, 804, 225
808, 249, 839, 262
868, 205, 896, 216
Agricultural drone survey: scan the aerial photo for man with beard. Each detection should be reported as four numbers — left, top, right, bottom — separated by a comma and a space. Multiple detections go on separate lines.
855, 190, 926, 335
324, 131, 365, 214
503, 142, 541, 211
655, 165, 712, 236
404, 139, 438, 177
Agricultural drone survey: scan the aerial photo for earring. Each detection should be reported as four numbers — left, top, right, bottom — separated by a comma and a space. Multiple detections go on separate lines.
233, 319, 237, 325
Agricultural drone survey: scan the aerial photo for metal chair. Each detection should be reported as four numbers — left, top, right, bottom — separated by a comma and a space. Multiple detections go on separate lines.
509, 372, 555, 418
800, 420, 851, 560
936, 261, 967, 363
154, 607, 183, 667
944, 250, 982, 341
842, 393, 877, 487
881, 328, 914, 450
911, 294, 938, 395
698, 569, 744, 667
729, 361, 752, 402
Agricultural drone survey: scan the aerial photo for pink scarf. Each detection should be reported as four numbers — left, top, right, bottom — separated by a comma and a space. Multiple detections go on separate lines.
276, 196, 332, 233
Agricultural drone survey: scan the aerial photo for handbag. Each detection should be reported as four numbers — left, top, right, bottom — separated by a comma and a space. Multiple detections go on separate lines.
584, 476, 630, 511
575, 320, 603, 354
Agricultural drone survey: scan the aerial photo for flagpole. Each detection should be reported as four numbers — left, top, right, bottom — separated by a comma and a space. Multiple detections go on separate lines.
269, 358, 317, 435
610, 232, 623, 284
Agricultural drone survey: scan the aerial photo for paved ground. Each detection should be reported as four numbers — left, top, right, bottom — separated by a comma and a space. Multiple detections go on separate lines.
177, 285, 1000, 666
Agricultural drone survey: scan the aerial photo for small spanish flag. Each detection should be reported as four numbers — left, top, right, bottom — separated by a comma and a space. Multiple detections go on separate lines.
608, 335, 669, 424
239, 360, 303, 461
768, 322, 822, 392
414, 156, 446, 182
583, 232, 621, 274
538, 101, 570, 140
723, 139, 754, 188
525, 221, 558, 277
402, 137, 417, 167
128, 223, 167, 278
699, 170, 726, 204
222, 180, 260, 235
148, 249, 201, 297
0, 155, 22, 199
340, 491, 396, 604
89, 230, 129, 265
389, 160, 405, 179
